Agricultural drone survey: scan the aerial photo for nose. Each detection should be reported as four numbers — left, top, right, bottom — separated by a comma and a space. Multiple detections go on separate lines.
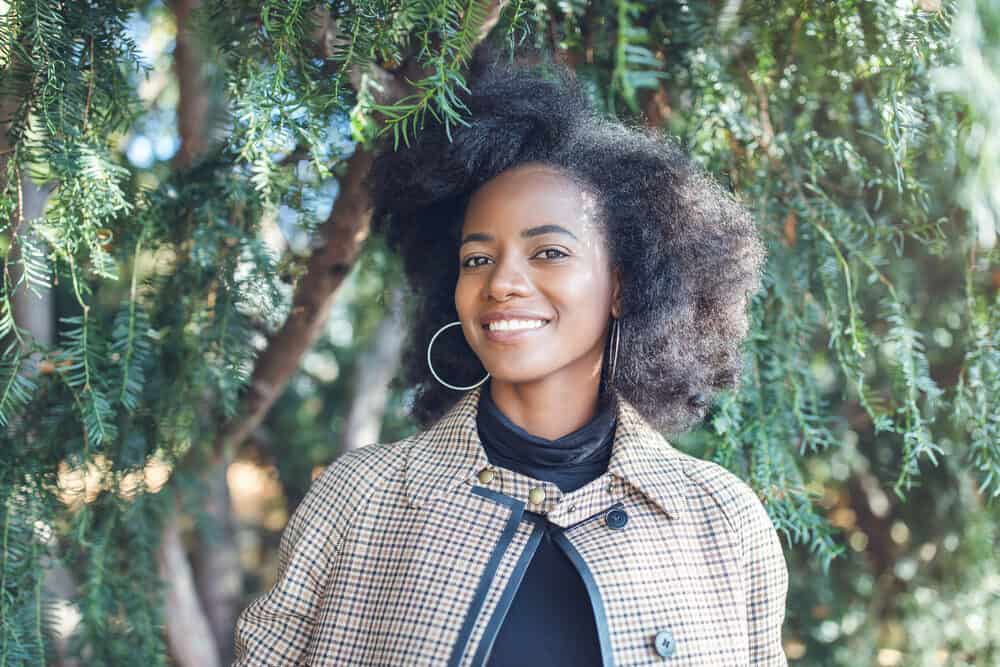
484, 255, 532, 301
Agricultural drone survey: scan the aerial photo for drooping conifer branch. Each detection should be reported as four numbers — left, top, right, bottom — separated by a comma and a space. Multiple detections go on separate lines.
214, 0, 511, 463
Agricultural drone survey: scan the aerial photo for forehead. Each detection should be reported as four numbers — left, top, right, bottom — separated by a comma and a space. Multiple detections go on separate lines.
463, 163, 601, 232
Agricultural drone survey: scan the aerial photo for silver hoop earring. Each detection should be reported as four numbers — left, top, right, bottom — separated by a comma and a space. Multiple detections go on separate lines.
427, 320, 490, 391
608, 317, 621, 384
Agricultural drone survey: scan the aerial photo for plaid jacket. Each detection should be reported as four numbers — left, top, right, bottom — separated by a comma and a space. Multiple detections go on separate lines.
233, 384, 789, 666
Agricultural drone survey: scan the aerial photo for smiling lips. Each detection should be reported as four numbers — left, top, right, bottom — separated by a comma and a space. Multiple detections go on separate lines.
485, 318, 547, 331
481, 318, 551, 342
478, 308, 554, 342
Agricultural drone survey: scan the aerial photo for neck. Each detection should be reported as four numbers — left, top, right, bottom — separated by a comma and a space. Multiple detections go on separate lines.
486, 376, 612, 441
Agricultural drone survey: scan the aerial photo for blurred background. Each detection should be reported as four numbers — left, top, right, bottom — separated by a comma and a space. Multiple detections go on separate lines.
1, 0, 998, 665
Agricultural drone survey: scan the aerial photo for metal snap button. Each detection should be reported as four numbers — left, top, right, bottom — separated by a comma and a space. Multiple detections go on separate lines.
528, 487, 545, 505
477, 467, 496, 484
605, 508, 628, 529
653, 628, 675, 658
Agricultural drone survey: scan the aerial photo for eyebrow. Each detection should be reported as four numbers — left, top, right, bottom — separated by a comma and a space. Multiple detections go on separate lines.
460, 224, 579, 247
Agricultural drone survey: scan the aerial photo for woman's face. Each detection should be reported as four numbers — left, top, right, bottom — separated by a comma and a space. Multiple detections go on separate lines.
455, 162, 621, 390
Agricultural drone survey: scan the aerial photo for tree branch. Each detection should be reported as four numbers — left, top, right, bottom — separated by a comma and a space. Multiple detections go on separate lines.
169, 0, 208, 169
215, 146, 375, 460
215, 0, 511, 464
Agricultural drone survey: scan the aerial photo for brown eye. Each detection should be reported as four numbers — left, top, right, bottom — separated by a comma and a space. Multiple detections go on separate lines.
461, 256, 490, 268
535, 248, 568, 260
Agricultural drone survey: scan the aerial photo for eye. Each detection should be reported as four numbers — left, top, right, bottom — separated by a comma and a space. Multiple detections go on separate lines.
460, 247, 569, 269
461, 255, 490, 269
534, 247, 568, 260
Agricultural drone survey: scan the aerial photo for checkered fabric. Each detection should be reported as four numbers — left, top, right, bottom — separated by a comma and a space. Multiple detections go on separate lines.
233, 384, 789, 666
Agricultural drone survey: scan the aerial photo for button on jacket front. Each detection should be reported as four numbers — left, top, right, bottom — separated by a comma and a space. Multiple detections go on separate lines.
233, 385, 789, 666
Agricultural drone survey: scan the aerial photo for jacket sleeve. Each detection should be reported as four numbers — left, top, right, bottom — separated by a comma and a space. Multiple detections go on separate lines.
738, 487, 789, 666
231, 457, 355, 666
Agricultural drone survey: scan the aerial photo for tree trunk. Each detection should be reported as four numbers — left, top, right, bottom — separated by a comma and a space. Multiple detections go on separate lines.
193, 461, 242, 666
10, 174, 55, 348
10, 135, 76, 667
161, 1, 227, 664
159, 504, 222, 667
343, 284, 407, 453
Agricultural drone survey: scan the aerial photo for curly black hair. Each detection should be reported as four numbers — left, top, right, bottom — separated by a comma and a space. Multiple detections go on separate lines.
366, 46, 767, 436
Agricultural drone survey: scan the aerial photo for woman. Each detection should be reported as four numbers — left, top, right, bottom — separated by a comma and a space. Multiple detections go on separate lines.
234, 50, 787, 666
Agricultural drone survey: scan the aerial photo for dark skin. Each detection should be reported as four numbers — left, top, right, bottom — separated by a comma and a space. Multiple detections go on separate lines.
455, 162, 622, 441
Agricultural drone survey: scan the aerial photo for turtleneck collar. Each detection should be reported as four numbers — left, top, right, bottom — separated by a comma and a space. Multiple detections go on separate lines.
476, 381, 618, 493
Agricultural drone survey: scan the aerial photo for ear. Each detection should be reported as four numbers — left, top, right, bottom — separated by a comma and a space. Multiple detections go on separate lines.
610, 267, 622, 319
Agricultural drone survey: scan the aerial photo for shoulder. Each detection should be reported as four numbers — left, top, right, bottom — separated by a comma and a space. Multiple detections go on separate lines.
669, 450, 778, 553
282, 440, 408, 558
680, 455, 761, 511
309, 439, 407, 499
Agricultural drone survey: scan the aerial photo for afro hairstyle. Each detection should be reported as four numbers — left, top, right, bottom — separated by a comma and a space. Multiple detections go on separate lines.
366, 45, 767, 436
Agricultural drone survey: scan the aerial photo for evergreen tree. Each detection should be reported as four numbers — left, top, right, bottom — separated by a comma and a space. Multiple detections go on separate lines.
0, 0, 996, 665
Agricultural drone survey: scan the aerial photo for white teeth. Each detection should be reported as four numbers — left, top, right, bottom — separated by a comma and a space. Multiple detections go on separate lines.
487, 319, 547, 331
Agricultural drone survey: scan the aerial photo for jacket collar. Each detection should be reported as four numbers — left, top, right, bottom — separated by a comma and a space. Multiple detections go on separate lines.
403, 384, 690, 519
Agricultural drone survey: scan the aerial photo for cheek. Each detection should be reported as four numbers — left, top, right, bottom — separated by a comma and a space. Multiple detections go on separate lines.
552, 267, 611, 314
454, 277, 473, 311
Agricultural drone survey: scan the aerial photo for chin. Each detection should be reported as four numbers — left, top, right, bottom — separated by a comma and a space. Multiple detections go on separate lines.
483, 363, 558, 386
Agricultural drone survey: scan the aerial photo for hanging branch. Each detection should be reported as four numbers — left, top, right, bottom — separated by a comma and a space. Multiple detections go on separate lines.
213, 0, 511, 463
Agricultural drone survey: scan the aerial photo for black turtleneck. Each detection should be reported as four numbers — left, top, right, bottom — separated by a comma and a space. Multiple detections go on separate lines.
476, 382, 616, 667
476, 383, 617, 492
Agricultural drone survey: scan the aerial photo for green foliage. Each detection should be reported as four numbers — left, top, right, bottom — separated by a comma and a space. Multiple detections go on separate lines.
62, 489, 170, 667
953, 282, 1000, 497
609, 0, 667, 113
365, 0, 495, 148
0, 494, 54, 666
